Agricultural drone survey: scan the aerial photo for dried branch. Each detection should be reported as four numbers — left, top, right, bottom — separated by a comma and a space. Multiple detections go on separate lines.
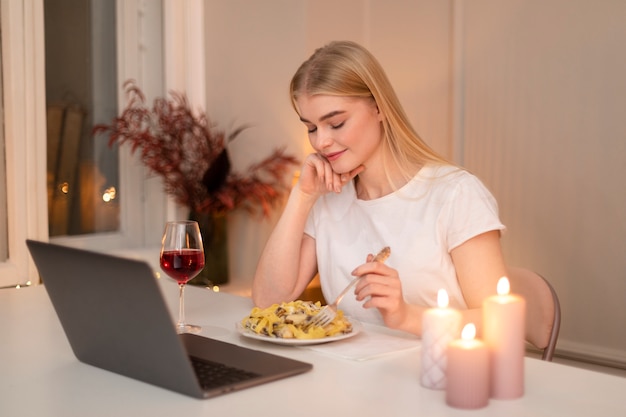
93, 80, 299, 217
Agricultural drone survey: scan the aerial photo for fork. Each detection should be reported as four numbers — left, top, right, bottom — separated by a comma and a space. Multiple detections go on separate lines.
303, 246, 391, 330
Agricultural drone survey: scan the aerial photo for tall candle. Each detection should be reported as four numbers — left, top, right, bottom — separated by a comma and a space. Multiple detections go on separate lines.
446, 323, 490, 409
482, 277, 526, 399
420, 289, 462, 389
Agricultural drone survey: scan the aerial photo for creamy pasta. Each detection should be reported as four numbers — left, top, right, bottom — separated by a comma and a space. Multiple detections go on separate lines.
241, 300, 353, 339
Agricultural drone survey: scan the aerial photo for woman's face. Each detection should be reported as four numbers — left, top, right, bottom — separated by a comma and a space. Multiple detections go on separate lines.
296, 94, 384, 174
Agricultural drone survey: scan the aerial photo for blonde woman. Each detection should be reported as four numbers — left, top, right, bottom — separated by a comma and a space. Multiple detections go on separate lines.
252, 41, 507, 336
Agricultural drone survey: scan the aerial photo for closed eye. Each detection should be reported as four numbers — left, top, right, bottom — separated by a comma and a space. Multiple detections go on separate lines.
331, 122, 345, 129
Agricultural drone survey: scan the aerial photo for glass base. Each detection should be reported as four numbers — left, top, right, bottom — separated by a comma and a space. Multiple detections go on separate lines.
176, 323, 202, 334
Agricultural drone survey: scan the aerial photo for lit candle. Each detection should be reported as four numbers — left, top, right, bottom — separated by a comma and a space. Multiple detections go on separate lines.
446, 323, 490, 409
482, 277, 526, 399
420, 289, 462, 389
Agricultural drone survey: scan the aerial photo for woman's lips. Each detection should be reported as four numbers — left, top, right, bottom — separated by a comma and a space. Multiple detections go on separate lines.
324, 149, 346, 162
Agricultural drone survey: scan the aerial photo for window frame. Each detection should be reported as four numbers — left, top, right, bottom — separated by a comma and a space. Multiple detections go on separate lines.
49, 0, 168, 252
0, 0, 47, 287
0, 0, 202, 286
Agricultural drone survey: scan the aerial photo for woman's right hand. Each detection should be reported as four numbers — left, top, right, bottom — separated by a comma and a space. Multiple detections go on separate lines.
297, 153, 364, 196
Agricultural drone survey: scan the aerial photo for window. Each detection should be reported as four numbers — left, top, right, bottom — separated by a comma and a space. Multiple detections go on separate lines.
48, 0, 169, 253
0, 0, 199, 286
44, 0, 120, 237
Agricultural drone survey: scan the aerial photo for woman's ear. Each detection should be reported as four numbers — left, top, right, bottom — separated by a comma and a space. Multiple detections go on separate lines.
370, 99, 384, 121
376, 105, 385, 122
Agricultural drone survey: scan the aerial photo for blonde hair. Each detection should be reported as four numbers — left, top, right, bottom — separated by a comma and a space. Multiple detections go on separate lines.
290, 40, 450, 184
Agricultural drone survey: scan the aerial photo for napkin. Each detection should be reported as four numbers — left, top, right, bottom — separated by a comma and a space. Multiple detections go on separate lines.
306, 322, 421, 361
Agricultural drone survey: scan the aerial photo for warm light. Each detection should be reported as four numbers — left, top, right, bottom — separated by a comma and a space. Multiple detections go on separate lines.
60, 182, 69, 194
461, 323, 477, 341
437, 289, 449, 308
211, 285, 220, 292
291, 170, 301, 188
102, 186, 117, 202
15, 281, 32, 290
496, 277, 510, 296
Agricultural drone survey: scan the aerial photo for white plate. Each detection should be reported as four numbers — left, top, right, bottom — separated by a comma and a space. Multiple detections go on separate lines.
236, 320, 362, 346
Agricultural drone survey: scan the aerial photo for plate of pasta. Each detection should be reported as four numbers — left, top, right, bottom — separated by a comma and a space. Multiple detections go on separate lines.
237, 300, 361, 346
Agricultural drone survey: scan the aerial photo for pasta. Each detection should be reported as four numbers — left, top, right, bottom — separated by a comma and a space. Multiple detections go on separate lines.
241, 300, 353, 339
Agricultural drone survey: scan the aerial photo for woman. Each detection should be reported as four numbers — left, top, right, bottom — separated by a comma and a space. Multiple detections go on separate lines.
252, 40, 507, 336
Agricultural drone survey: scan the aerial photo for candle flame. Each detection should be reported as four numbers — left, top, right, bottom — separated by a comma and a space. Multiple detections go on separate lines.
461, 323, 477, 340
497, 277, 510, 296
437, 289, 449, 308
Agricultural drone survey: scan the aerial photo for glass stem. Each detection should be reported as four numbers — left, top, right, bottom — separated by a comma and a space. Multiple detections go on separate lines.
178, 283, 186, 328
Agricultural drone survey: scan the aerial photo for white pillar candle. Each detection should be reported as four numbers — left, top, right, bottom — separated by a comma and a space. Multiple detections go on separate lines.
446, 323, 490, 409
482, 277, 526, 399
420, 289, 462, 389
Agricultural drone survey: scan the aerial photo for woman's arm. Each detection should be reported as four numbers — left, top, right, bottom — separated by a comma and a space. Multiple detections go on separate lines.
353, 230, 507, 337
451, 230, 508, 334
251, 185, 319, 307
252, 154, 364, 307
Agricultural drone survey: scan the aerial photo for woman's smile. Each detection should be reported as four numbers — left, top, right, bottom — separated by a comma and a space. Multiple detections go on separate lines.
324, 149, 347, 162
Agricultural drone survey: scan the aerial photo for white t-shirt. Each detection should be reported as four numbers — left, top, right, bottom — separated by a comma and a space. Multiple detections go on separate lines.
304, 164, 506, 325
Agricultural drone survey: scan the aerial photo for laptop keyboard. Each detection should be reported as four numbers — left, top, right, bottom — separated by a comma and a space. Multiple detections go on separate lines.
190, 357, 261, 389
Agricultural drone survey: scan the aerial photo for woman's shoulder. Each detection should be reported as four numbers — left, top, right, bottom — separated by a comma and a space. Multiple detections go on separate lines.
400, 163, 493, 202
417, 164, 487, 188
418, 163, 465, 178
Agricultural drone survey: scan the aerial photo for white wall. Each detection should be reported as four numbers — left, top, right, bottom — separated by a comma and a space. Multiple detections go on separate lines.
461, 0, 626, 365
203, 0, 626, 365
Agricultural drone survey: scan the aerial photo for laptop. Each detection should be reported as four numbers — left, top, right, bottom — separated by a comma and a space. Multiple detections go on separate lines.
25, 239, 312, 399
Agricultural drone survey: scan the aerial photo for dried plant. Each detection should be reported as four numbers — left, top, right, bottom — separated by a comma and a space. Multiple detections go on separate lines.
93, 80, 299, 217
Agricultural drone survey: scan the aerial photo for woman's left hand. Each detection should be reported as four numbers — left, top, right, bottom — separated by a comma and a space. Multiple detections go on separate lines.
352, 254, 409, 330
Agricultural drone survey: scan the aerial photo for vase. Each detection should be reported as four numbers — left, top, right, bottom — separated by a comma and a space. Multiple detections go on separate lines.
187, 211, 229, 286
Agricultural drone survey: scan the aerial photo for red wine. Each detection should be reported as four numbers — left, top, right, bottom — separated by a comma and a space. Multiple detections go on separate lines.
160, 249, 205, 284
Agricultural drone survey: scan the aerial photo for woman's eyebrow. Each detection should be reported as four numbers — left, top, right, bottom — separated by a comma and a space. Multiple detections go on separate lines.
299, 110, 346, 124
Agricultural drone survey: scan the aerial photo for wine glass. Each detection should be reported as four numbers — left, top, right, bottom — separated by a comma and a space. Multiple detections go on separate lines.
160, 221, 205, 334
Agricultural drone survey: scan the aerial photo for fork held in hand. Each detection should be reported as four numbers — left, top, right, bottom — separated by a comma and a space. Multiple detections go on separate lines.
303, 246, 391, 330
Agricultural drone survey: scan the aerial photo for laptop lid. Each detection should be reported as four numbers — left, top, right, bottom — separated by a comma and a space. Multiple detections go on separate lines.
25, 239, 312, 399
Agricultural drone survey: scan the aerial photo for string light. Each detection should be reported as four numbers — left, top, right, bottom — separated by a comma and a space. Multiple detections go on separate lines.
13, 281, 32, 290
102, 186, 117, 202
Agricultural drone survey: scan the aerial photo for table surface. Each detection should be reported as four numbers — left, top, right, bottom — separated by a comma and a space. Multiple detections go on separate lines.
2, 279, 625, 417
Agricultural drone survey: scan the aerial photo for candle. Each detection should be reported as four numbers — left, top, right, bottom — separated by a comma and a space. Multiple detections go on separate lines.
482, 277, 526, 399
446, 323, 490, 409
420, 289, 462, 389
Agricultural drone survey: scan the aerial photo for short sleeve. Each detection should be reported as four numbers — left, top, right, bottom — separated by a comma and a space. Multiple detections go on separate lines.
441, 173, 506, 251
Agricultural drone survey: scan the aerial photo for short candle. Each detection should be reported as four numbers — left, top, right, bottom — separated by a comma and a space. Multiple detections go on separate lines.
446, 323, 490, 409
482, 277, 526, 399
420, 289, 462, 390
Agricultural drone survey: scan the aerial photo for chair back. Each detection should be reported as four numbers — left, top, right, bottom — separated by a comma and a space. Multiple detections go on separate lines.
507, 267, 561, 361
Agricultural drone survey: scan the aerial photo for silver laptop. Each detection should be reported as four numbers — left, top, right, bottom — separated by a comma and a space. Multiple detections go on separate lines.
26, 239, 312, 399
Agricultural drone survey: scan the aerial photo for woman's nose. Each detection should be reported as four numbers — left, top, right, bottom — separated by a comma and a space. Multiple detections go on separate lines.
312, 129, 333, 150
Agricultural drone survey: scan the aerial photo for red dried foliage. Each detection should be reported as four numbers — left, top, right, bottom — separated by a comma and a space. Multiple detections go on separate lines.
93, 80, 299, 217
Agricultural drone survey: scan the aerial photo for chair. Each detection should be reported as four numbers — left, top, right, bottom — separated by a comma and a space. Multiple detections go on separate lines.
507, 267, 561, 361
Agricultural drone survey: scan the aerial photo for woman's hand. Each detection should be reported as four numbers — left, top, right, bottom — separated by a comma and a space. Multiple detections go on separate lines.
297, 153, 364, 196
352, 254, 409, 330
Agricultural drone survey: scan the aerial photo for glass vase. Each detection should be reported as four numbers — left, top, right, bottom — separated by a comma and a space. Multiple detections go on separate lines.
187, 211, 229, 286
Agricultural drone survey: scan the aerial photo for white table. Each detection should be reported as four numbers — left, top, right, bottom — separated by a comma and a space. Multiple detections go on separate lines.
2, 280, 625, 417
